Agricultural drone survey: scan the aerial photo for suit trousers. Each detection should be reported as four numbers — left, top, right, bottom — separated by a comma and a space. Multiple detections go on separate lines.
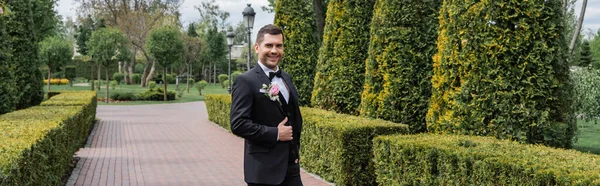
247, 162, 303, 186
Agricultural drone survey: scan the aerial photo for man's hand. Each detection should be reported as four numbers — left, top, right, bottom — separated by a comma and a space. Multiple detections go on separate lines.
277, 117, 293, 141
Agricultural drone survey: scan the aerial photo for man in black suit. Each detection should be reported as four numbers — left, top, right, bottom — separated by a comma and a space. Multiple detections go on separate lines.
230, 24, 303, 186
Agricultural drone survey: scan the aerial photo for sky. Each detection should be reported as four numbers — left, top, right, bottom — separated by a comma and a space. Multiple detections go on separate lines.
56, 0, 599, 40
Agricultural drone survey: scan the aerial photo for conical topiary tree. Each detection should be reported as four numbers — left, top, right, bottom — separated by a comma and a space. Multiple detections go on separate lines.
0, 11, 16, 114
311, 0, 375, 115
360, 0, 441, 133
427, 0, 576, 148
274, 0, 320, 106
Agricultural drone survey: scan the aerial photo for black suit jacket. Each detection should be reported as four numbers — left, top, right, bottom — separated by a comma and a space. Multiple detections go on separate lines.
230, 65, 303, 185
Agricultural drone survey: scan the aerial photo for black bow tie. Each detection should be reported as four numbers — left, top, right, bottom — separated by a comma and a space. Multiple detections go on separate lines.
268, 71, 282, 81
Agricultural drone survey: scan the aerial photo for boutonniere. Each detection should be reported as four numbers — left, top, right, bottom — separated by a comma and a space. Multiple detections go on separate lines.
261, 82, 281, 105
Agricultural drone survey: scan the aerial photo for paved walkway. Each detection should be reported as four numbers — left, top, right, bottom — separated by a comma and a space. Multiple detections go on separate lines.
67, 102, 332, 186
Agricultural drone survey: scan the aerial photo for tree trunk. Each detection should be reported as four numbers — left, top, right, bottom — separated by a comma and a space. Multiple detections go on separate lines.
213, 62, 216, 86
314, 0, 325, 43
569, 0, 587, 55
118, 61, 123, 74
163, 68, 168, 101
123, 61, 129, 84
140, 48, 152, 87
187, 63, 190, 93
97, 62, 101, 91
128, 60, 134, 84
47, 68, 52, 93
145, 61, 156, 86
90, 61, 95, 90
106, 65, 110, 103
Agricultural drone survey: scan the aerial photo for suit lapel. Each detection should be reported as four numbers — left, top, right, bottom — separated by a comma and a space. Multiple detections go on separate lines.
254, 66, 286, 115
281, 73, 299, 106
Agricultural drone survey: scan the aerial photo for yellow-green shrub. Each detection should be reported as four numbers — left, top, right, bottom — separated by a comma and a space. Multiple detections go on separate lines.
311, 0, 375, 115
205, 94, 231, 131
0, 91, 96, 185
360, 0, 441, 133
43, 78, 70, 85
204, 94, 409, 186
427, 0, 575, 148
373, 134, 600, 185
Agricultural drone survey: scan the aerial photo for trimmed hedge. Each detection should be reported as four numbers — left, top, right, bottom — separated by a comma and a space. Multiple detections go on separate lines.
204, 94, 409, 185
205, 94, 231, 131
274, 0, 320, 106
311, 0, 375, 115
360, 0, 441, 133
373, 134, 600, 185
427, 0, 576, 148
0, 91, 97, 185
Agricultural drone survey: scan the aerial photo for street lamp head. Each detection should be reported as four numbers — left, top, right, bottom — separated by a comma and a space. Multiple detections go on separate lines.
242, 4, 256, 30
226, 31, 235, 47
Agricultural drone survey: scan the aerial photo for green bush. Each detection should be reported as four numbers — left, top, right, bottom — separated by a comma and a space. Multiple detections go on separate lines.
218, 74, 228, 88
0, 91, 96, 185
205, 95, 231, 130
196, 80, 208, 95
166, 73, 175, 84
137, 88, 175, 101
204, 94, 409, 186
148, 81, 157, 90
64, 66, 77, 81
112, 72, 124, 84
109, 80, 118, 90
360, 0, 441, 133
427, 0, 576, 148
274, 0, 320, 106
130, 73, 141, 84
110, 92, 136, 101
373, 134, 600, 185
311, 0, 375, 115
231, 71, 242, 82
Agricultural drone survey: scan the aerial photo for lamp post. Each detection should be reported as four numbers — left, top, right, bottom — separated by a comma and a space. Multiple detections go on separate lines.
227, 30, 235, 94
242, 4, 255, 71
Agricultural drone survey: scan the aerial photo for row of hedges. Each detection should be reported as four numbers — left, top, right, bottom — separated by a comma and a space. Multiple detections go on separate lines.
373, 134, 600, 185
0, 91, 97, 185
43, 78, 70, 85
204, 94, 409, 185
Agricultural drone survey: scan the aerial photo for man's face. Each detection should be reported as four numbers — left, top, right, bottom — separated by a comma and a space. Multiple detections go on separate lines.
255, 33, 284, 70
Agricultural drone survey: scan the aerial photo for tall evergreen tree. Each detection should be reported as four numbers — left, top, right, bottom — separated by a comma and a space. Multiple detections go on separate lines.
274, 0, 320, 106
7, 0, 45, 109
360, 0, 441, 133
0, 10, 16, 114
579, 40, 594, 67
427, 0, 576, 148
311, 0, 375, 115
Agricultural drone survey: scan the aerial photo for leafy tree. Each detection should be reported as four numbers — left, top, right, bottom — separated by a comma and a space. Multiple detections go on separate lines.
360, 0, 441, 133
39, 35, 74, 92
590, 30, 600, 69
146, 26, 184, 101
572, 68, 600, 122
88, 28, 130, 103
311, 0, 375, 115
579, 40, 594, 68
427, 0, 575, 148
274, 0, 320, 106
187, 23, 198, 37
183, 34, 202, 93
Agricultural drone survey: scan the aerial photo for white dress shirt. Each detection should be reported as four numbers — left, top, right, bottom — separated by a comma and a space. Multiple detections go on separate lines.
258, 62, 290, 104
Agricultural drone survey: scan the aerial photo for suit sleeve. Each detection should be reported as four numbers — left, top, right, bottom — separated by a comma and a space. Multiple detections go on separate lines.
230, 75, 278, 145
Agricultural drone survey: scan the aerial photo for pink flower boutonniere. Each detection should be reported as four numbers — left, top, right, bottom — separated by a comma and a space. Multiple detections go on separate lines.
261, 82, 281, 105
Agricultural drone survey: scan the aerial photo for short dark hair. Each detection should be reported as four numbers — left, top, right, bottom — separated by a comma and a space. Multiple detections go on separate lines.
255, 24, 284, 44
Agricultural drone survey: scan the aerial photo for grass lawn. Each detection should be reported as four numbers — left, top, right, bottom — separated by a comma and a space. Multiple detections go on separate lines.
44, 82, 229, 105
573, 119, 600, 155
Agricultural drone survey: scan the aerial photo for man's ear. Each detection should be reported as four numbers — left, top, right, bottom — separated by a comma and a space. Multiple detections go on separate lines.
254, 43, 259, 53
